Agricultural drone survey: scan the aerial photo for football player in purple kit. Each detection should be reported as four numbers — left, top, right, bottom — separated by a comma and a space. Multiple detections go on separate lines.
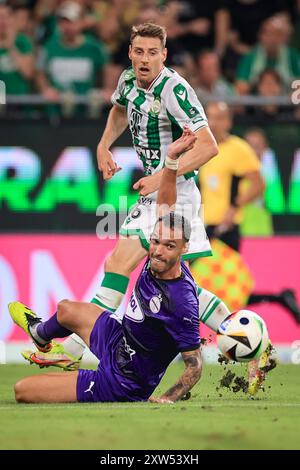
10, 127, 203, 404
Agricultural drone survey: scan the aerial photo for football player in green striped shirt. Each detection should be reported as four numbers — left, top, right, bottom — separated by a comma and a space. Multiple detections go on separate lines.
94, 23, 218, 310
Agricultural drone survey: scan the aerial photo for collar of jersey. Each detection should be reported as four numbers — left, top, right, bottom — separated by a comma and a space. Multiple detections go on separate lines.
148, 266, 184, 282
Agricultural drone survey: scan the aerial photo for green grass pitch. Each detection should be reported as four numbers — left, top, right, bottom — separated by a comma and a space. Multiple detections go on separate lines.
0, 362, 299, 450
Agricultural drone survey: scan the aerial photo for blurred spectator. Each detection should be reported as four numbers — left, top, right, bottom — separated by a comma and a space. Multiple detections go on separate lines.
195, 50, 235, 103
34, 0, 59, 44
221, 0, 292, 54
34, 0, 100, 44
235, 15, 300, 95
0, 2, 34, 94
248, 69, 284, 119
12, 2, 35, 37
90, 0, 141, 91
95, 0, 140, 54
220, 0, 294, 81
76, 0, 101, 37
161, 0, 229, 59
36, 1, 110, 105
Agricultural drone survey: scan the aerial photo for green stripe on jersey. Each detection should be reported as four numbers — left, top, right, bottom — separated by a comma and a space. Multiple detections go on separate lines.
173, 83, 204, 121
133, 89, 146, 110
166, 110, 182, 140
153, 76, 170, 97
147, 77, 170, 148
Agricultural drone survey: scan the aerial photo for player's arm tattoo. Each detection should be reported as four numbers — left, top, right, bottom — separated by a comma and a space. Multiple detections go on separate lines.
160, 348, 202, 402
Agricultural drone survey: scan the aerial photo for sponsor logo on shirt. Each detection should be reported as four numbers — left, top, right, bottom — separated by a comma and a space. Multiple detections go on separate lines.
135, 146, 161, 175
135, 147, 161, 161
175, 87, 188, 101
125, 292, 144, 322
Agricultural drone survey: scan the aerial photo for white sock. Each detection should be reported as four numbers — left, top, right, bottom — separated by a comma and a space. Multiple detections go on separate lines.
29, 323, 49, 346
63, 334, 87, 358
198, 287, 231, 332
91, 272, 129, 312
62, 274, 129, 358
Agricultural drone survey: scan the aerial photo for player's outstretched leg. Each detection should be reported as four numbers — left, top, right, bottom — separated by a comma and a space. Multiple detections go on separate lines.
14, 371, 79, 403
12, 300, 102, 370
9, 302, 52, 352
29, 237, 148, 369
22, 340, 82, 371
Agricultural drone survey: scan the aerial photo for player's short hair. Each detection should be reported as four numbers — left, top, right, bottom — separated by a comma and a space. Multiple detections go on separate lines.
130, 23, 167, 48
156, 212, 191, 242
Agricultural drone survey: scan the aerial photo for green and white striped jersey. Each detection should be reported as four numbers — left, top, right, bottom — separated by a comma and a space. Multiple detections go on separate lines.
111, 66, 208, 181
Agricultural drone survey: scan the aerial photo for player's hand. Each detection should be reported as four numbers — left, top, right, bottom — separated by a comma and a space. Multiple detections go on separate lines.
97, 147, 122, 180
168, 125, 197, 160
148, 396, 174, 404
133, 172, 161, 197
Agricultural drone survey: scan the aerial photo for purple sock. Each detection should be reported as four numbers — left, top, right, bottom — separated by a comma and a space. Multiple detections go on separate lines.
36, 313, 71, 342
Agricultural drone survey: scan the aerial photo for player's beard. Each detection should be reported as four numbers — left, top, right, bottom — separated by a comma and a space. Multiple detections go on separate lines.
149, 255, 177, 276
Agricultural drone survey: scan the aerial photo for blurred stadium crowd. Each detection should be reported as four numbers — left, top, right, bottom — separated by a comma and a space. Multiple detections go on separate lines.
0, 0, 299, 118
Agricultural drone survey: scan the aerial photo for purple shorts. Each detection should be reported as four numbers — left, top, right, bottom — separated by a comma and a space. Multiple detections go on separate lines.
76, 311, 144, 403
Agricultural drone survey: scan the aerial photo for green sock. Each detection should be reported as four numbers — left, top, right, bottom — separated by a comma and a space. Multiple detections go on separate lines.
92, 272, 129, 312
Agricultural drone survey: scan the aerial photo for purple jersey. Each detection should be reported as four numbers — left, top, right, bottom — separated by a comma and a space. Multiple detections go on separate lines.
77, 261, 200, 403
121, 260, 200, 390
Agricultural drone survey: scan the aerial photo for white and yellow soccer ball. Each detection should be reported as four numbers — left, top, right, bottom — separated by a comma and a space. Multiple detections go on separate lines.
216, 310, 269, 362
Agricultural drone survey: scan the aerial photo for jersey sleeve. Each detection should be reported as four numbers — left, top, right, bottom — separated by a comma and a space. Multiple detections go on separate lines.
165, 79, 208, 132
233, 139, 261, 176
111, 69, 129, 107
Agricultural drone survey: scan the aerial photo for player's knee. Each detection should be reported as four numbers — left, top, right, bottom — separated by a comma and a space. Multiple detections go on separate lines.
57, 299, 73, 326
14, 379, 29, 403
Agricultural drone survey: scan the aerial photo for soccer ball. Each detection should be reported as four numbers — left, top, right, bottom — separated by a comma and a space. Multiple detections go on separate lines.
216, 310, 269, 362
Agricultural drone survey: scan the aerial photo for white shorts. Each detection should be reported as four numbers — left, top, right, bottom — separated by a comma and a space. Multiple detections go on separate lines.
120, 180, 212, 260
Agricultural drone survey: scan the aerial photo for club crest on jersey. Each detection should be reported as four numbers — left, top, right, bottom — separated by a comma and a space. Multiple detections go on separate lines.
149, 98, 161, 116
149, 294, 162, 314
